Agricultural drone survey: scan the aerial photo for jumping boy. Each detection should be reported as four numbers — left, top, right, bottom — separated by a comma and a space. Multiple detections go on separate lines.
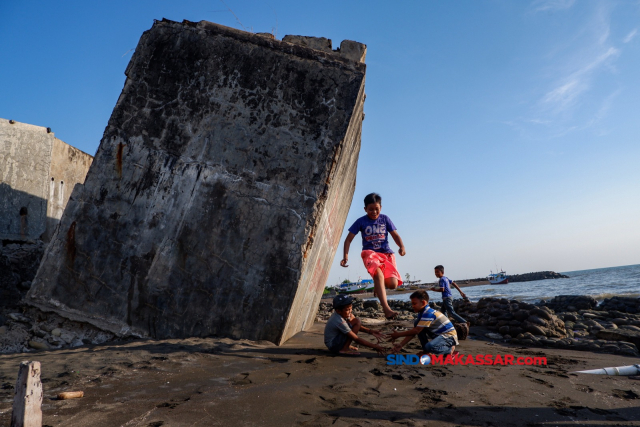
324, 294, 387, 356
340, 193, 406, 319
388, 290, 458, 355
430, 265, 468, 324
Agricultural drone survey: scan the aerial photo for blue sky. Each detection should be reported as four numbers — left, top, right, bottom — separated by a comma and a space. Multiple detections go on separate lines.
1, 0, 639, 285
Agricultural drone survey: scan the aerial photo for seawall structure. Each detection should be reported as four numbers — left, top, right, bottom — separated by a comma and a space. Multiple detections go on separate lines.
27, 19, 367, 345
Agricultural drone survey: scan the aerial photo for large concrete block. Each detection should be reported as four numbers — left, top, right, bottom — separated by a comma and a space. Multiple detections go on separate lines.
28, 19, 366, 344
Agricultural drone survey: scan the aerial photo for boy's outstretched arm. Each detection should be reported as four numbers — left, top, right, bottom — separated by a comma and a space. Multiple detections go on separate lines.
387, 327, 420, 352
451, 281, 467, 298
389, 230, 406, 256
340, 232, 356, 267
347, 331, 387, 354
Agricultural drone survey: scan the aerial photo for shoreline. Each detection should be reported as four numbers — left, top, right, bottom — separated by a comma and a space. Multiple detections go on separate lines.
322, 280, 493, 300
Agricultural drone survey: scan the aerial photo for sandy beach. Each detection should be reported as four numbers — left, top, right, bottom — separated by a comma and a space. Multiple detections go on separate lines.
1, 320, 639, 426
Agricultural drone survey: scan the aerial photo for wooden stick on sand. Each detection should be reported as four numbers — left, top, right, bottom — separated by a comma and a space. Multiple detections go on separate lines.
57, 391, 84, 400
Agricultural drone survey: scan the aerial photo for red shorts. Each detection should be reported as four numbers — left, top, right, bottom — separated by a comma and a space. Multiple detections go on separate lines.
361, 250, 403, 285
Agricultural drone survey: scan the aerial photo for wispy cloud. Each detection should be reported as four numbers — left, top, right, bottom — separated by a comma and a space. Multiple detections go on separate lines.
507, 2, 627, 139
531, 0, 575, 13
623, 28, 638, 43
541, 47, 619, 112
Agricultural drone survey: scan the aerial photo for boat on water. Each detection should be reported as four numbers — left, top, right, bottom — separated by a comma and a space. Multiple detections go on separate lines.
487, 270, 508, 284
336, 279, 375, 294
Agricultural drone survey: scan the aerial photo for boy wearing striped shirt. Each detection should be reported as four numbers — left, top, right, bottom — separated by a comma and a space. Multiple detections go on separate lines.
387, 290, 458, 355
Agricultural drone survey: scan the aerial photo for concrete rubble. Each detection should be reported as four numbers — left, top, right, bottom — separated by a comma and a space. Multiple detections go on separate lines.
27, 19, 367, 345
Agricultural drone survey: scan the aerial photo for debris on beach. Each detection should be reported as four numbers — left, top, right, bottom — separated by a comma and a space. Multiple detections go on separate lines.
573, 364, 640, 375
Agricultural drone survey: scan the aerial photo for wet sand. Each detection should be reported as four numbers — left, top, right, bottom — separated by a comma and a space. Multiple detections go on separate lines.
1, 321, 639, 426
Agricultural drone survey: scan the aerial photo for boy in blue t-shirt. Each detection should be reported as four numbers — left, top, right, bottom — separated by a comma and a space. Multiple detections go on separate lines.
430, 265, 468, 324
340, 193, 406, 319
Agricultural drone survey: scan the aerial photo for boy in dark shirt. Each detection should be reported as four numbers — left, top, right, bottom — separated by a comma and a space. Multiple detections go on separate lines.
340, 193, 406, 319
324, 295, 387, 355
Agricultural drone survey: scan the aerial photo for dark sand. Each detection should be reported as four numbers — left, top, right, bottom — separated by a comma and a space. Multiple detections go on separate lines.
1, 321, 639, 426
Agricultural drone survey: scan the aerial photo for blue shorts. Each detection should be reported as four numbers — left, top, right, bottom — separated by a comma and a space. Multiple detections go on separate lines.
327, 334, 348, 353
422, 335, 456, 355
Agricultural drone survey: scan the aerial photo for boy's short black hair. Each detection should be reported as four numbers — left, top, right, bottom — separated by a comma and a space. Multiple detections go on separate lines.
434, 265, 444, 273
410, 290, 429, 302
364, 193, 382, 207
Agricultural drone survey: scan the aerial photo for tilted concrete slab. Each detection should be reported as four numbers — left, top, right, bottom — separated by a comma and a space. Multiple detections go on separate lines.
27, 19, 366, 344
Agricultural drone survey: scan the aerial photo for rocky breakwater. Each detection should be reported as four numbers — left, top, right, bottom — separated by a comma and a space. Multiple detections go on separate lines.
452, 296, 640, 357
598, 296, 640, 314
454, 298, 567, 339
508, 271, 569, 283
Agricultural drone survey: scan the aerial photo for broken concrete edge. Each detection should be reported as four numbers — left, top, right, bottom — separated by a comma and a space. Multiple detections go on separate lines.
26, 299, 147, 339
277, 77, 366, 345
160, 18, 366, 68
280, 36, 367, 63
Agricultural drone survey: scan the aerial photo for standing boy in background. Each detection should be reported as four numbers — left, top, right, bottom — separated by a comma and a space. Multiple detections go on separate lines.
340, 193, 406, 319
431, 265, 468, 324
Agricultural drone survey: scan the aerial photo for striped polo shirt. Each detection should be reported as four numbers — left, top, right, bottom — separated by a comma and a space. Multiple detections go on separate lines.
414, 306, 459, 346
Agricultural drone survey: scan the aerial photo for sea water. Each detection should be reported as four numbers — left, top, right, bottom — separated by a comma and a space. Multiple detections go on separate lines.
388, 264, 640, 303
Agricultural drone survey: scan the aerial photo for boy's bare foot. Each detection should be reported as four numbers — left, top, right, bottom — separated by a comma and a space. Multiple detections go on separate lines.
384, 310, 398, 320
349, 345, 359, 351
339, 349, 360, 356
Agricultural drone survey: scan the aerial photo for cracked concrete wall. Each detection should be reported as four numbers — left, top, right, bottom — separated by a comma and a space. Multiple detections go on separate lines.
28, 19, 366, 344
0, 119, 52, 241
0, 119, 93, 243
45, 139, 94, 242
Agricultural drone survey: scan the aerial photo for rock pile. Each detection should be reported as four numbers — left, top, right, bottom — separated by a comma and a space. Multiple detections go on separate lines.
508, 271, 569, 282
542, 295, 598, 312
317, 299, 418, 323
597, 296, 640, 314
0, 307, 114, 354
451, 297, 640, 357
454, 298, 567, 339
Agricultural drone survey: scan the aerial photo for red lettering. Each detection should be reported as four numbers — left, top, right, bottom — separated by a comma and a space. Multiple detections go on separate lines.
432, 354, 444, 364
475, 355, 485, 365
444, 355, 454, 365
494, 355, 504, 365
465, 355, 475, 365
504, 355, 514, 365
484, 355, 493, 364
